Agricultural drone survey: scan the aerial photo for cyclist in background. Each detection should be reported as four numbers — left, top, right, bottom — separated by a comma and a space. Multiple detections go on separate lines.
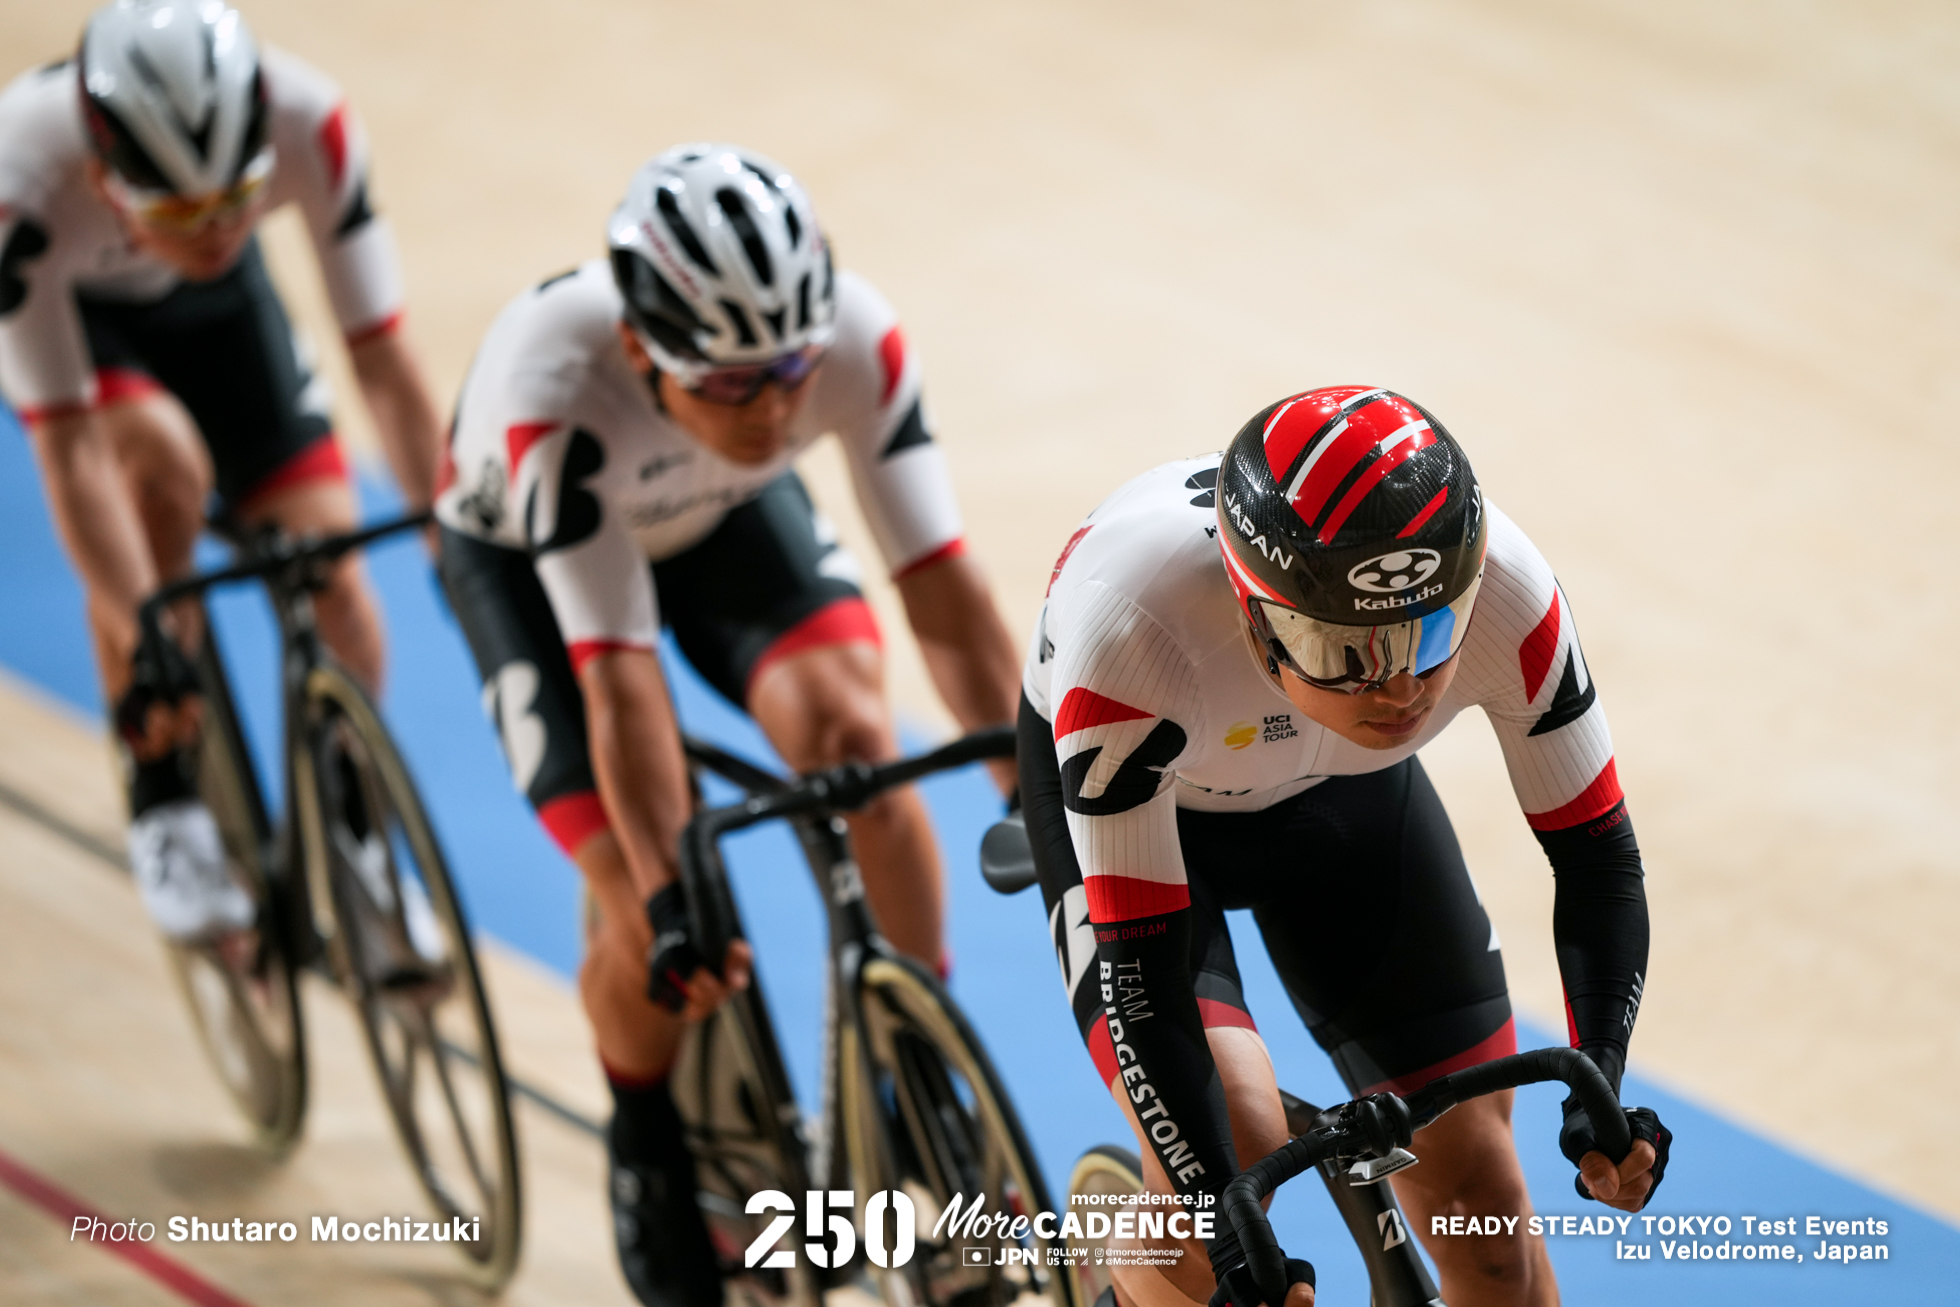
1020, 387, 1671, 1307
435, 143, 1022, 1306
0, 1, 444, 941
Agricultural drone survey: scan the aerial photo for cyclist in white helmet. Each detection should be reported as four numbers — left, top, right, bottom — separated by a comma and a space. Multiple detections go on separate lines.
0, 2, 444, 943
436, 143, 1022, 1306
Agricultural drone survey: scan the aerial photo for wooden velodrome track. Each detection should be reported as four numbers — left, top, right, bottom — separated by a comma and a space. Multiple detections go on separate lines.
2, 0, 1956, 1302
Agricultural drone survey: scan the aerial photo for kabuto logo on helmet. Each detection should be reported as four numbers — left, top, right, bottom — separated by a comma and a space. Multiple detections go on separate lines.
1347, 549, 1442, 594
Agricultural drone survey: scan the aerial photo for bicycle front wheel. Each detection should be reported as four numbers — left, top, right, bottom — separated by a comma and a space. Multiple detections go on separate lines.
164, 632, 307, 1152
843, 954, 1065, 1307
294, 663, 521, 1289
1063, 1145, 1144, 1307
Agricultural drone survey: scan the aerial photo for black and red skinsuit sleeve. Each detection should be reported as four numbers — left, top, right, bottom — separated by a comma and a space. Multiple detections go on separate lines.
1538, 797, 1649, 1093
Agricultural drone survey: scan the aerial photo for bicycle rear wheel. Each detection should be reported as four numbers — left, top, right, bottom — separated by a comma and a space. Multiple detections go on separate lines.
1063, 1145, 1144, 1307
163, 632, 306, 1152
844, 954, 1065, 1307
295, 663, 521, 1289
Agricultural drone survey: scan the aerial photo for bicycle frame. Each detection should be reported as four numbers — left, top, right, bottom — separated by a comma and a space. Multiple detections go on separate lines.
677, 727, 1026, 1289
139, 514, 427, 970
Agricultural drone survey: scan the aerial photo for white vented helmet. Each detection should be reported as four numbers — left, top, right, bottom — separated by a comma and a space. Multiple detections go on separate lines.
79, 0, 269, 196
607, 143, 836, 371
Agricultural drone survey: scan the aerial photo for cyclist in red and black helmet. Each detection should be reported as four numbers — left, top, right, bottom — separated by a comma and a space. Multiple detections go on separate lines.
1021, 386, 1669, 1307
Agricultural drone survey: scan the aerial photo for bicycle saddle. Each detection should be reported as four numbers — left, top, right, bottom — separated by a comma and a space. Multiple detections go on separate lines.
979, 814, 1038, 895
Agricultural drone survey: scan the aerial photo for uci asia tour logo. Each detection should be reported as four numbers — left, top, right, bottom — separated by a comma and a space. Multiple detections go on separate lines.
1347, 549, 1441, 594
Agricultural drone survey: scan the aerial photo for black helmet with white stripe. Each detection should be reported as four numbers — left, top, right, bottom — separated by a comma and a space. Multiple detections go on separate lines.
78, 0, 270, 197
607, 143, 837, 373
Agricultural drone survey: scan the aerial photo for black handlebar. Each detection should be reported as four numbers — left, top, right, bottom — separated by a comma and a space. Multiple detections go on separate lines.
676, 725, 1016, 967
1223, 1048, 1630, 1307
137, 511, 431, 641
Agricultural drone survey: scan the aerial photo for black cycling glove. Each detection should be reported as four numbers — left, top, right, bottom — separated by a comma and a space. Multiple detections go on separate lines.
1209, 1259, 1316, 1307
645, 883, 705, 1013
1208, 1221, 1314, 1307
1562, 1099, 1672, 1208
116, 624, 201, 748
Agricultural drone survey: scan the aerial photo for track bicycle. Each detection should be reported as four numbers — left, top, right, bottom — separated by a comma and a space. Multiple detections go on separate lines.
137, 513, 520, 1289
669, 726, 1069, 1307
977, 819, 1632, 1307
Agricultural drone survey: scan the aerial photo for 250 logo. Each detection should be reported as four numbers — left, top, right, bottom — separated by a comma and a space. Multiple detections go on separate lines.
744, 1190, 919, 1269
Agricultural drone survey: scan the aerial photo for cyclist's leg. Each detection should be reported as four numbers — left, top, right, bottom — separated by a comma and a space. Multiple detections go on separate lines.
436, 527, 677, 1075
747, 639, 944, 968
38, 289, 214, 700
124, 238, 386, 693
438, 525, 716, 1305
235, 471, 383, 693
656, 471, 946, 971
1241, 759, 1551, 1307
77, 384, 212, 693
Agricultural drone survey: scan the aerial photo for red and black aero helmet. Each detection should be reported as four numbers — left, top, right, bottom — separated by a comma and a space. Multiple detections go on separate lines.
1216, 386, 1487, 690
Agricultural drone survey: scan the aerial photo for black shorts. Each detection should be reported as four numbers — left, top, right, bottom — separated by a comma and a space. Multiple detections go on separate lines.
1024, 697, 1515, 1096
438, 472, 878, 855
75, 237, 343, 511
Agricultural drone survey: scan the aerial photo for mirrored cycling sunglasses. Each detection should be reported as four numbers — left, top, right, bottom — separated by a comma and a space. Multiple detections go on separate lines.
1258, 569, 1483, 694
682, 344, 827, 406
106, 148, 275, 236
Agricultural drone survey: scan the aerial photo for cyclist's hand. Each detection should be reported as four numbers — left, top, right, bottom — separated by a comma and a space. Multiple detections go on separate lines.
117, 626, 203, 755
1563, 1101, 1672, 1211
673, 938, 752, 1021
1210, 1258, 1315, 1307
646, 883, 752, 1018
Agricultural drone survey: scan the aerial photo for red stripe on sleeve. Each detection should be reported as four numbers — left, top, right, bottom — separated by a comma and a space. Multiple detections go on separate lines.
877, 325, 906, 407
1084, 874, 1190, 923
1525, 758, 1624, 832
344, 310, 402, 349
505, 421, 558, 473
892, 536, 965, 581
1053, 687, 1151, 740
318, 102, 349, 192
567, 639, 654, 677
1519, 591, 1562, 702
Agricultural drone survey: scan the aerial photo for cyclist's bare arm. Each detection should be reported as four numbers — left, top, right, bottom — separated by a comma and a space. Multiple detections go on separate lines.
579, 648, 694, 900
346, 324, 443, 512
25, 408, 162, 688
579, 646, 751, 1015
894, 549, 1021, 791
